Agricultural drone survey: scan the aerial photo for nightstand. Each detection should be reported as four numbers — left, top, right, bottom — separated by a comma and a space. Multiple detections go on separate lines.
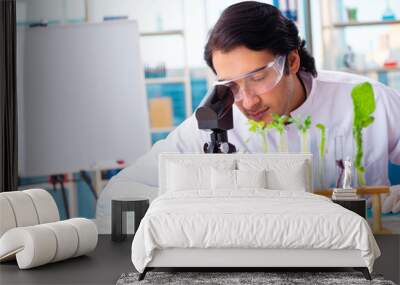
332, 199, 366, 219
111, 198, 149, 242
315, 186, 390, 233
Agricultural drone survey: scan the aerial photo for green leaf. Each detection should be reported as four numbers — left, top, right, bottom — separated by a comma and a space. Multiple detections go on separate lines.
304, 116, 312, 130
290, 115, 312, 133
290, 117, 301, 128
247, 119, 257, 132
269, 113, 288, 134
316, 123, 325, 130
248, 125, 257, 132
246, 118, 270, 152
257, 121, 265, 130
272, 113, 280, 121
352, 82, 375, 128
361, 116, 375, 128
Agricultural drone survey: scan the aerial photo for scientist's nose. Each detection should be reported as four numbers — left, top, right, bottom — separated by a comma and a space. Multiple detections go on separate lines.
241, 89, 261, 110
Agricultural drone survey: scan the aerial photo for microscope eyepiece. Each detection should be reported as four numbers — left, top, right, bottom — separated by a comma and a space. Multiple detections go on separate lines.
195, 85, 236, 154
195, 85, 234, 131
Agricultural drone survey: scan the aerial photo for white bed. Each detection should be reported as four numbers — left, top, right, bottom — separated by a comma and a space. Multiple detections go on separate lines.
131, 153, 380, 280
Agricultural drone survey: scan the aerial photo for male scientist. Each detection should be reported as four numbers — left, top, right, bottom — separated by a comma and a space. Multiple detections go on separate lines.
96, 1, 400, 233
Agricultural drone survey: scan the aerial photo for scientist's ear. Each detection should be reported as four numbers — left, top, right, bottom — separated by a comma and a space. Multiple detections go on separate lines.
287, 50, 300, 75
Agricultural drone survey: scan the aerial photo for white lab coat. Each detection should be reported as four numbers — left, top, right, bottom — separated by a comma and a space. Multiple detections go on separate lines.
96, 70, 400, 233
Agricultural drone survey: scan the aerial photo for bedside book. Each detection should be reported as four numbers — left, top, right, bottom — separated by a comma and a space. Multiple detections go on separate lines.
332, 195, 360, 200
332, 188, 358, 200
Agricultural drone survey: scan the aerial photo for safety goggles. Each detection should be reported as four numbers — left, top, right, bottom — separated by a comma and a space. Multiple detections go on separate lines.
214, 55, 286, 102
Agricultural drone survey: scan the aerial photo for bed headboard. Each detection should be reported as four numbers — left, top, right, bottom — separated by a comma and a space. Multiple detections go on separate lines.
159, 153, 313, 194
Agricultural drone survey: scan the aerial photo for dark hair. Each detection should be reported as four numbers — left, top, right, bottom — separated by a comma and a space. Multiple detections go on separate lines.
204, 1, 317, 77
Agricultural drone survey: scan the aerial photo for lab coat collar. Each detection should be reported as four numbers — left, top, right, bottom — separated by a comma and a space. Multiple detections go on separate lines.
290, 71, 316, 117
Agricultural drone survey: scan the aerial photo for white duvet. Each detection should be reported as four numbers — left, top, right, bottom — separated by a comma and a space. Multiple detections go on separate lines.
131, 190, 380, 273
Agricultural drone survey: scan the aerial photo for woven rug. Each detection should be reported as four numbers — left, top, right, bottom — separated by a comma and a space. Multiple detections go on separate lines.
116, 271, 396, 285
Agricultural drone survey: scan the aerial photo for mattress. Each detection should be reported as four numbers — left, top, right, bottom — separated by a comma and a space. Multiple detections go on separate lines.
131, 190, 380, 273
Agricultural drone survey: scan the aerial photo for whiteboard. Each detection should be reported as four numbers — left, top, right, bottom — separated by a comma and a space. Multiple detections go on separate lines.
18, 21, 151, 176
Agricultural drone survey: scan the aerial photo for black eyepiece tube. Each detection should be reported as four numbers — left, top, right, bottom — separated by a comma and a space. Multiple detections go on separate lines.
195, 85, 236, 154
195, 85, 234, 131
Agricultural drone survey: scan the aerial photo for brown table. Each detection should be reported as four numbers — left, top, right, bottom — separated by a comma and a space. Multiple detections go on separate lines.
314, 186, 391, 234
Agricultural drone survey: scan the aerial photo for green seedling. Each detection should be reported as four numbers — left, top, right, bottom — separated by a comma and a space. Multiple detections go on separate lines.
290, 115, 312, 134
316, 123, 327, 189
270, 114, 288, 134
247, 119, 269, 153
290, 115, 312, 152
351, 82, 376, 186
270, 114, 289, 152
316, 123, 326, 159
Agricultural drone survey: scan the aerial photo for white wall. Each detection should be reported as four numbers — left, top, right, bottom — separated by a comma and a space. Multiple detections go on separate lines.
17, 0, 85, 23
16, 0, 278, 69
18, 21, 151, 176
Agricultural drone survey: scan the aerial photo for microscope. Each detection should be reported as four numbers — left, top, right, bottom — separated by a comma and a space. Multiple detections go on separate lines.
195, 85, 237, 154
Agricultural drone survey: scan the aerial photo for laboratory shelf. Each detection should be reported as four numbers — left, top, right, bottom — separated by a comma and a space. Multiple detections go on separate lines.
343, 67, 400, 74
145, 77, 186, 84
326, 19, 400, 29
139, 2, 192, 132
140, 30, 184, 37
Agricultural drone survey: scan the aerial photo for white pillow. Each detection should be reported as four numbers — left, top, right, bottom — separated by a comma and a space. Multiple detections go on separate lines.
211, 168, 236, 190
238, 159, 308, 191
211, 168, 267, 191
167, 159, 236, 192
168, 162, 210, 191
266, 163, 307, 191
236, 169, 267, 189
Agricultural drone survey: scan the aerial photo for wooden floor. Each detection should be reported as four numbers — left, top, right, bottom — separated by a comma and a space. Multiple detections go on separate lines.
377, 216, 400, 234
373, 234, 400, 284
0, 235, 399, 284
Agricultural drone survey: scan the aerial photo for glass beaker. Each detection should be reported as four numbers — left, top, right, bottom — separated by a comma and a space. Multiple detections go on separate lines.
334, 134, 344, 188
270, 128, 288, 153
278, 130, 288, 152
335, 133, 359, 188
300, 130, 310, 153
316, 127, 329, 190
